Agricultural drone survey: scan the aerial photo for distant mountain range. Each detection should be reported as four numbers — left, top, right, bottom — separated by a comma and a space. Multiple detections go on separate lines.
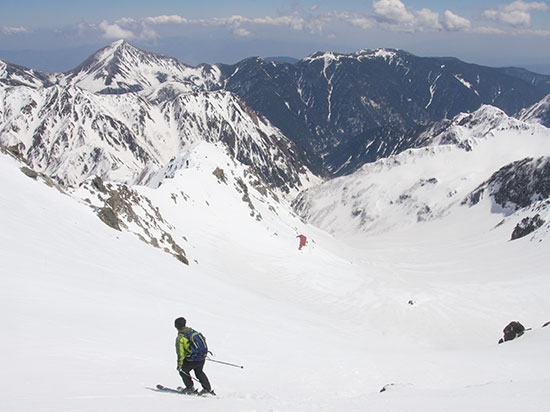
2, 40, 550, 258
293, 105, 550, 239
2, 41, 550, 180
220, 50, 550, 176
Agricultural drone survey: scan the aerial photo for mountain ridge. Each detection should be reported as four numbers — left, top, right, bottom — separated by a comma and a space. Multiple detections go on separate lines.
0, 78, 315, 197
293, 105, 550, 239
2, 40, 550, 177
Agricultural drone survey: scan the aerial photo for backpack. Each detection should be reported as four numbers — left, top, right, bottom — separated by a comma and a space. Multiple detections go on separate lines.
183, 329, 209, 361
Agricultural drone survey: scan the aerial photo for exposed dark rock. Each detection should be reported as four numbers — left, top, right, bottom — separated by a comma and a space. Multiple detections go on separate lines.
511, 214, 545, 240
81, 179, 189, 264
91, 176, 108, 193
20, 166, 38, 180
465, 157, 550, 210
97, 207, 121, 231
212, 167, 228, 184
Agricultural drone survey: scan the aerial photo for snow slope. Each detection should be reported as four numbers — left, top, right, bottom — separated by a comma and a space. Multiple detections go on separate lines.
294, 105, 550, 238
2, 130, 550, 412
63, 40, 222, 95
518, 94, 550, 128
0, 84, 313, 196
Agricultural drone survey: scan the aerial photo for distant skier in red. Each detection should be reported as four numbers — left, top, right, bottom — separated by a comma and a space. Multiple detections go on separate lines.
296, 234, 307, 250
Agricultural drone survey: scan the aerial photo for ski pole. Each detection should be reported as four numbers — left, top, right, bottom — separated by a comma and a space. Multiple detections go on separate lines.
206, 357, 244, 369
178, 368, 201, 383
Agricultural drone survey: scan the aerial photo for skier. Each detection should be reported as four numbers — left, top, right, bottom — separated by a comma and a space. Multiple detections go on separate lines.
174, 317, 215, 395
296, 234, 307, 250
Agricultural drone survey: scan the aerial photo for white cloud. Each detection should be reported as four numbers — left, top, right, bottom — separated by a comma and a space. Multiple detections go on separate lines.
98, 20, 135, 40
415, 8, 443, 31
145, 15, 188, 25
199, 13, 323, 35
369, 1, 453, 33
116, 17, 138, 26
233, 28, 252, 37
372, 0, 415, 25
1, 26, 30, 35
211, 14, 306, 30
335, 11, 375, 30
525, 28, 550, 35
483, 0, 549, 28
502, 0, 549, 12
472, 26, 507, 34
443, 10, 472, 31
138, 25, 159, 41
75, 1, 550, 46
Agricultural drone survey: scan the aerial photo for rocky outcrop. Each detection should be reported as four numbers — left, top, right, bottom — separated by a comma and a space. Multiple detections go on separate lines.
82, 177, 189, 264
465, 157, 550, 211
518, 94, 550, 128
511, 214, 546, 240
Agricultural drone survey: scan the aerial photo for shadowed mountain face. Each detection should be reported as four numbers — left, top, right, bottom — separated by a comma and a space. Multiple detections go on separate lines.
220, 50, 550, 176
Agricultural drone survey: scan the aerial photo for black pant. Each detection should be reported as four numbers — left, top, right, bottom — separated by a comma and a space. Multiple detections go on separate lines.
179, 359, 211, 391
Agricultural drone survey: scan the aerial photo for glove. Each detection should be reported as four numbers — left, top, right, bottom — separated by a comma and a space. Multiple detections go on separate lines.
176, 366, 183, 372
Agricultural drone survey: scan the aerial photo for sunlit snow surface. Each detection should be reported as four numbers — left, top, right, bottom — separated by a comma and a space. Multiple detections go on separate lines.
2, 130, 550, 412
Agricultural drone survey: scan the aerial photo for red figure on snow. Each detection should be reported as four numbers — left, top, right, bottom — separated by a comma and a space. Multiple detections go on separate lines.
296, 234, 307, 250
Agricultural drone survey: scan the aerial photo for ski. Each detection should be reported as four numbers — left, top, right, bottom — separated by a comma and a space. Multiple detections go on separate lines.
156, 384, 186, 394
155, 384, 216, 397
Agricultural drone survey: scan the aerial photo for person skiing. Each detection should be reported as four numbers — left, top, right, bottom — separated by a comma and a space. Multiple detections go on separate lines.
174, 317, 215, 395
296, 234, 307, 250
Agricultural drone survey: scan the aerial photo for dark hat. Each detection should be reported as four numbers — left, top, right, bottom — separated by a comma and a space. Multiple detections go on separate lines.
174, 317, 187, 329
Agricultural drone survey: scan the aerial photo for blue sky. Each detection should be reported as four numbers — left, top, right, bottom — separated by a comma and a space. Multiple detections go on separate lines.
1, 0, 549, 73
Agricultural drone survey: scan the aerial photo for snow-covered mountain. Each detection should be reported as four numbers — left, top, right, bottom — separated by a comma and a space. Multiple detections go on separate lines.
0, 75, 314, 197
0, 85, 316, 264
0, 59, 55, 88
3, 40, 550, 253
293, 106, 550, 240
518, 94, 550, 128
62, 40, 222, 95
0, 40, 319, 266
3, 39, 550, 259
0, 85, 157, 185
221, 49, 550, 175
465, 156, 550, 241
4, 41, 550, 178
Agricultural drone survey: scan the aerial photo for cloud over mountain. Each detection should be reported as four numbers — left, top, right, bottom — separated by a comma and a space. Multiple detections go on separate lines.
483, 0, 549, 28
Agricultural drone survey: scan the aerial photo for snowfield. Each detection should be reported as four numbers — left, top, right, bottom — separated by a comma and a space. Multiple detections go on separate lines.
2, 137, 550, 412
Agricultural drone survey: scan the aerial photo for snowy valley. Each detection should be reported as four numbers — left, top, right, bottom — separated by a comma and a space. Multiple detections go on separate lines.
1, 41, 550, 412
